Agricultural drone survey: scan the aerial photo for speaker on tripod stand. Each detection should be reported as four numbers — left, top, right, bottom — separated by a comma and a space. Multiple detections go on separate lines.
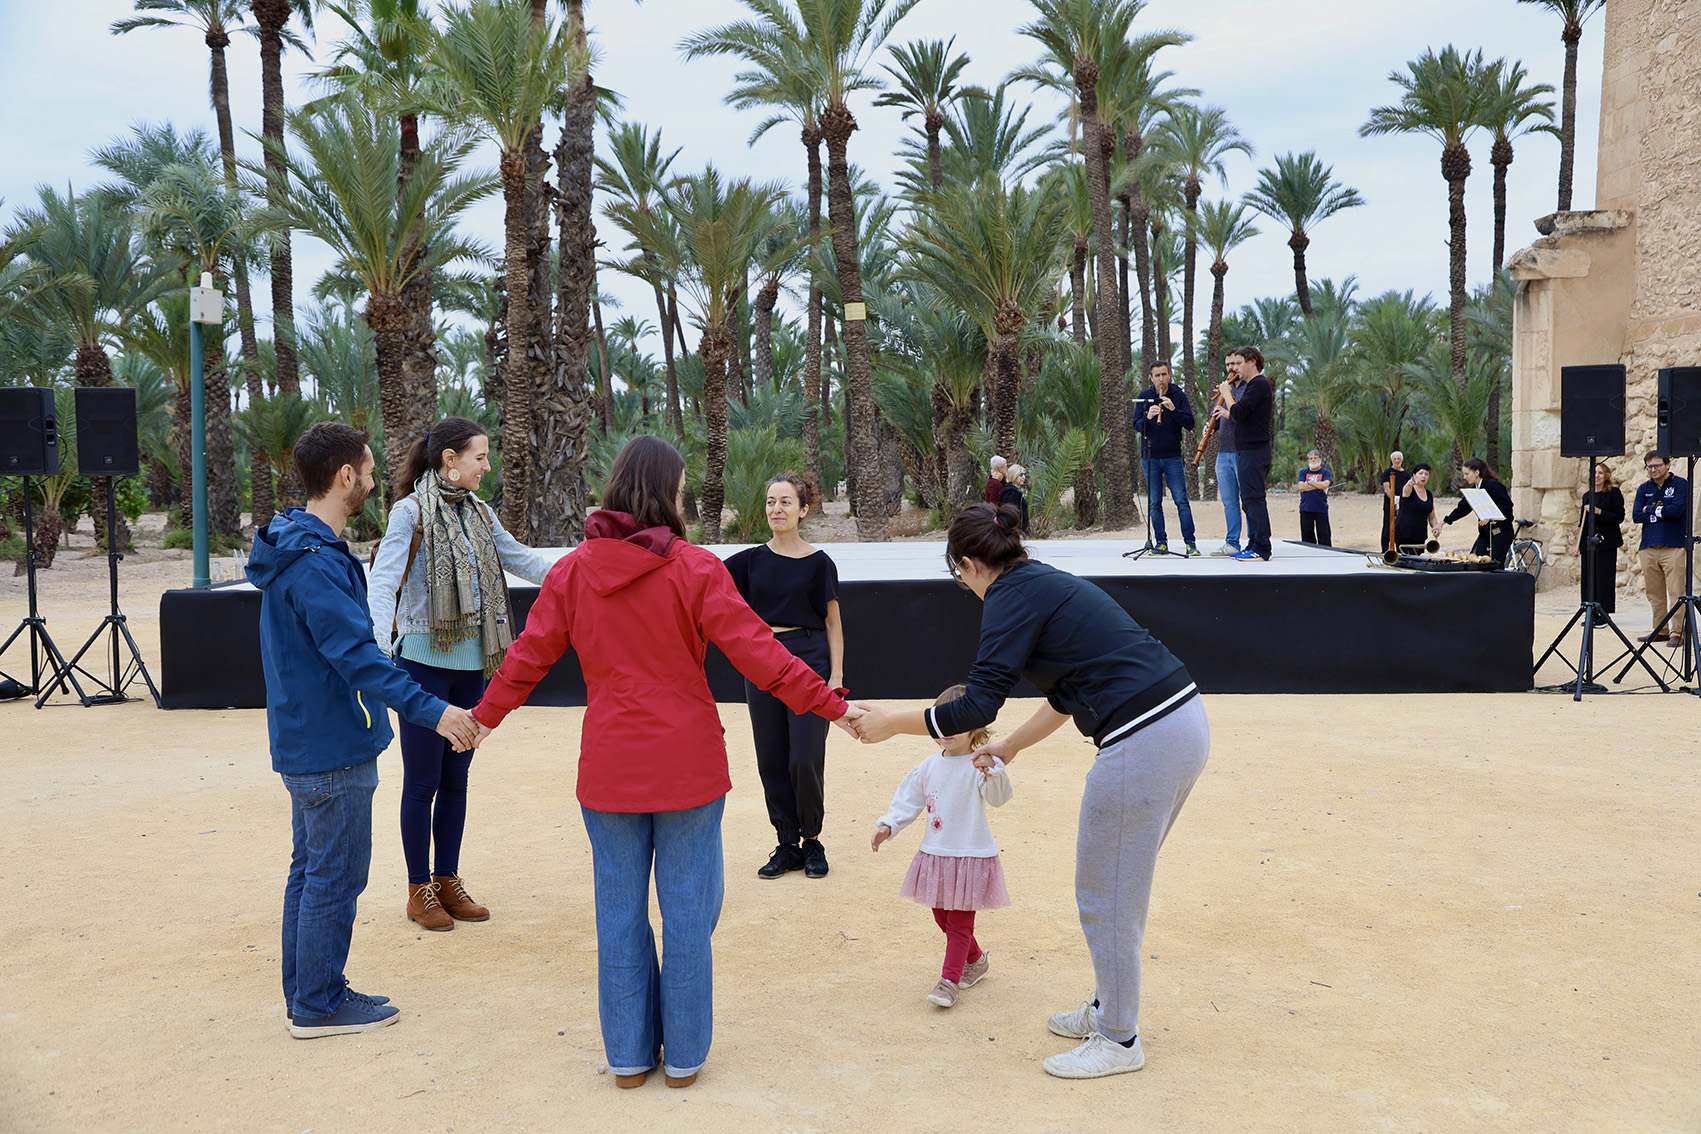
39, 387, 161, 708
1535, 364, 1669, 697
0, 387, 77, 702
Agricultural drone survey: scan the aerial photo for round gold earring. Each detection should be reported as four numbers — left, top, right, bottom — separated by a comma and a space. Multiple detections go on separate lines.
447, 468, 462, 483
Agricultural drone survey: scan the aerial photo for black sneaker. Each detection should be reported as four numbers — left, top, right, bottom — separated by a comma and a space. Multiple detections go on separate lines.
757, 843, 805, 879
801, 838, 829, 879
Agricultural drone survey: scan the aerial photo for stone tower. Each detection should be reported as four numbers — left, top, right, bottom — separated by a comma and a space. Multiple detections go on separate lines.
1509, 0, 1699, 594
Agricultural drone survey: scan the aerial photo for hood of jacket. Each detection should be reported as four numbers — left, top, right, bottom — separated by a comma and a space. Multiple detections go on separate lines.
578, 509, 681, 596
246, 507, 343, 590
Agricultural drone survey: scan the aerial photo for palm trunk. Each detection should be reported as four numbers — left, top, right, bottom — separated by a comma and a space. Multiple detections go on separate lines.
1443, 144, 1471, 394
992, 330, 1020, 459
1117, 201, 1132, 370
1073, 464, 1098, 528
1182, 181, 1200, 394
1079, 72, 1134, 528
1152, 220, 1172, 362
1204, 259, 1228, 502
821, 102, 888, 541
1123, 126, 1156, 375
532, 54, 595, 546
1290, 228, 1313, 318
592, 288, 613, 430
497, 153, 535, 533
1558, 22, 1581, 211
205, 24, 260, 370
388, 112, 435, 511
728, 274, 748, 405
926, 109, 944, 193
802, 124, 825, 491
1491, 136, 1512, 270
1486, 377, 1503, 475
1070, 241, 1087, 345
73, 342, 133, 550
699, 324, 732, 542
203, 336, 241, 535
649, 267, 680, 436
753, 276, 780, 390
253, 0, 299, 397
368, 289, 415, 505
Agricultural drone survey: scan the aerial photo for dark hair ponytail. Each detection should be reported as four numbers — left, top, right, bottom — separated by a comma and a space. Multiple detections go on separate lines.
392, 415, 487, 500
1462, 456, 1500, 482
946, 502, 1029, 575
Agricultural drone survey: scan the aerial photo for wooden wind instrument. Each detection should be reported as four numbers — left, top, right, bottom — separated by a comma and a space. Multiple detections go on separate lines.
1192, 385, 1229, 467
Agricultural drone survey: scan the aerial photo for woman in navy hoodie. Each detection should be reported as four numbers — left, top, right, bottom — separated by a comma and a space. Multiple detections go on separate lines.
471, 436, 856, 1090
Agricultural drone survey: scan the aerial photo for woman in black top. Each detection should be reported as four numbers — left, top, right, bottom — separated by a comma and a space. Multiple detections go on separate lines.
850, 503, 1208, 1080
1571, 462, 1625, 611
998, 463, 1030, 532
725, 473, 844, 880
1395, 463, 1441, 550
1443, 457, 1517, 567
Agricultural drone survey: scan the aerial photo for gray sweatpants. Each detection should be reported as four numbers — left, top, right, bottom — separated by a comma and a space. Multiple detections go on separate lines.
1076, 694, 1210, 1043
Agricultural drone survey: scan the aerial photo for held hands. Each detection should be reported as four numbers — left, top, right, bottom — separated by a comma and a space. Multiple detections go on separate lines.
871, 823, 891, 852
832, 702, 865, 738
435, 705, 481, 752
971, 739, 1018, 771
847, 701, 897, 744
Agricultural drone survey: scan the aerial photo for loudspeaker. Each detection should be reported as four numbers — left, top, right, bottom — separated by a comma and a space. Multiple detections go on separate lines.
0, 386, 59, 476
1657, 367, 1701, 459
1560, 364, 1627, 457
75, 386, 140, 477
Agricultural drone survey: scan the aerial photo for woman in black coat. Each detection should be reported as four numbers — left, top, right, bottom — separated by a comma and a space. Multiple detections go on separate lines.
1443, 457, 1516, 567
1571, 462, 1625, 611
998, 463, 1030, 533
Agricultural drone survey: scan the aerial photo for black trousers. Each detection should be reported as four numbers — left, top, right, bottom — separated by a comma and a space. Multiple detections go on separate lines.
1300, 511, 1332, 546
1236, 446, 1273, 559
1582, 542, 1619, 612
1469, 520, 1513, 569
744, 628, 831, 845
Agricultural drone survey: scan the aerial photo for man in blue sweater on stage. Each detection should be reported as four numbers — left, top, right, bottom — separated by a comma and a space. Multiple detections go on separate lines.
1132, 361, 1200, 556
246, 422, 479, 1039
1631, 451, 1689, 647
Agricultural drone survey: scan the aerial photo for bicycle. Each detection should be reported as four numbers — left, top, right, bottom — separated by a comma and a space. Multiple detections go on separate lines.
1507, 519, 1544, 582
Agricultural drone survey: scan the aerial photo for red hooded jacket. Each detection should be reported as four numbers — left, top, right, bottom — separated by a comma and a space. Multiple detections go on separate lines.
473, 510, 849, 812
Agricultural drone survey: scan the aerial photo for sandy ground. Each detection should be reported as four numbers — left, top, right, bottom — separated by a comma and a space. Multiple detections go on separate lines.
2, 498, 1697, 1133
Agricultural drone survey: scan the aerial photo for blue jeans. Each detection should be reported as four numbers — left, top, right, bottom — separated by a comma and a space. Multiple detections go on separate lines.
1215, 451, 1242, 550
1143, 456, 1196, 545
581, 796, 726, 1078
281, 759, 379, 1020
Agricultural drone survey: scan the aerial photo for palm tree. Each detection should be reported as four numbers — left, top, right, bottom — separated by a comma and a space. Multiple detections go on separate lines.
1480, 58, 1556, 268
1197, 199, 1257, 387
253, 97, 495, 504
876, 37, 972, 193
11, 188, 180, 545
1157, 104, 1249, 400
1517, 0, 1604, 211
597, 121, 686, 437
682, 0, 918, 542
613, 170, 813, 541
930, 82, 1051, 192
751, 199, 812, 393
1015, 0, 1145, 528
251, 0, 316, 397
899, 180, 1069, 459
1242, 151, 1364, 319
1361, 44, 1496, 464
868, 288, 984, 509
431, 0, 576, 532
110, 2, 262, 365
1044, 162, 1093, 345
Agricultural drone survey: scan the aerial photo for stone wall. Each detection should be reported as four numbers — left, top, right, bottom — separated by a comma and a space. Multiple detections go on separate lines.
1509, 0, 1700, 602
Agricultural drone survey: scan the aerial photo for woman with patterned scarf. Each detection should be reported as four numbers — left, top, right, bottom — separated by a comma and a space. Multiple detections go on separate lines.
368, 416, 554, 932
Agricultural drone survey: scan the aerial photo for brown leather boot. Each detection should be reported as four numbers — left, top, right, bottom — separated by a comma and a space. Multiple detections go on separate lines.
433, 874, 490, 922
407, 881, 453, 931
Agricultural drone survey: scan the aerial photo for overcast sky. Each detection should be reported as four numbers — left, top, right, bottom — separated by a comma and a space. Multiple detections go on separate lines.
0, 0, 1605, 361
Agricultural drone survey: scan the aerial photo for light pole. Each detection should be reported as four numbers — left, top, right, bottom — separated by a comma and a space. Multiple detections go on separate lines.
188, 272, 224, 588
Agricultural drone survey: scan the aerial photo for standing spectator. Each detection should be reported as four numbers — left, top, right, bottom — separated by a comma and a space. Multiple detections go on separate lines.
1132, 361, 1200, 556
1571, 462, 1624, 612
1378, 451, 1410, 555
1296, 449, 1332, 546
1632, 452, 1689, 647
1214, 347, 1274, 561
247, 422, 478, 1039
999, 464, 1030, 533
983, 456, 1007, 504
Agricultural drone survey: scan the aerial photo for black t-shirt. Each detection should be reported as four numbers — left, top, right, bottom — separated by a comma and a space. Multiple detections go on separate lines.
725, 544, 839, 630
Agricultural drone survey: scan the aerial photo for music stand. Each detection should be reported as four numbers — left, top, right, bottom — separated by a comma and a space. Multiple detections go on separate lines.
0, 477, 80, 702
1612, 454, 1699, 695
1535, 456, 1669, 698
38, 477, 160, 708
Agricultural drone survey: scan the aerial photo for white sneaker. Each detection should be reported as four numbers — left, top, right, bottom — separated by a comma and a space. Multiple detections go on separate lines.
1043, 1033, 1145, 1079
1210, 544, 1240, 557
1047, 1000, 1096, 1039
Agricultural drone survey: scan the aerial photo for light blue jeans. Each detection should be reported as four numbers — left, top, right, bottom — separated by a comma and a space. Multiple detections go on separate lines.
1215, 451, 1242, 550
581, 796, 726, 1077
281, 759, 379, 1020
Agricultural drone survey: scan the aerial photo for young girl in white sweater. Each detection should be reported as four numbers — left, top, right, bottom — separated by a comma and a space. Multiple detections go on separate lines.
871, 685, 1013, 1008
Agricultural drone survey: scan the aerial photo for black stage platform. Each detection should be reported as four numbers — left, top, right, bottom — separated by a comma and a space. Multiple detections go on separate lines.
158, 539, 1534, 709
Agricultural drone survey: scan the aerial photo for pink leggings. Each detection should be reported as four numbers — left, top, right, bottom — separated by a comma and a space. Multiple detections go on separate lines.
932, 908, 983, 982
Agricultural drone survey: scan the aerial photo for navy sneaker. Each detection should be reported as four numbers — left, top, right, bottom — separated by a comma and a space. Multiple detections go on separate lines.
288, 996, 400, 1039
1185, 544, 1201, 558
758, 843, 806, 879
801, 838, 830, 879
1153, 541, 1169, 553
287, 985, 390, 1023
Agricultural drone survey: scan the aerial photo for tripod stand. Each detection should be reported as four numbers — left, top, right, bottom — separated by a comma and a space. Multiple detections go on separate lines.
0, 477, 78, 702
1535, 456, 1670, 699
38, 477, 160, 708
1613, 455, 1699, 695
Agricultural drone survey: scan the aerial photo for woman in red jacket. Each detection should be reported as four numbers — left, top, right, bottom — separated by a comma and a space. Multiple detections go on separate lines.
470, 436, 854, 1090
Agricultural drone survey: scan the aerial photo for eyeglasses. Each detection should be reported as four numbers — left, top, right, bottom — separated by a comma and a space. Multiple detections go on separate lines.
946, 553, 971, 592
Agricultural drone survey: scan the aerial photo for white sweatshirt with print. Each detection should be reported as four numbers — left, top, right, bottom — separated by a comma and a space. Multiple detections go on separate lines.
876, 751, 1013, 858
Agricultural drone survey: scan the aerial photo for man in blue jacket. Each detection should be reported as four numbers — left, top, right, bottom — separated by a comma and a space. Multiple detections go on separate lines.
1132, 361, 1199, 556
247, 422, 479, 1038
1631, 451, 1689, 646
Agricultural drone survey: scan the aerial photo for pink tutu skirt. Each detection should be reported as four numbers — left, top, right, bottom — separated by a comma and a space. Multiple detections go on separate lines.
899, 850, 1010, 911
